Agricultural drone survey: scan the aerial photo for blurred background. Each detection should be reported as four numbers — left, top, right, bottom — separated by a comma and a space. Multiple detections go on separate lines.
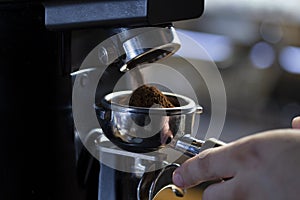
171, 0, 300, 142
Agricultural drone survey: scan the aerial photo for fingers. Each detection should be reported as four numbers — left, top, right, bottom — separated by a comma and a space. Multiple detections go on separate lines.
292, 116, 300, 129
172, 144, 237, 188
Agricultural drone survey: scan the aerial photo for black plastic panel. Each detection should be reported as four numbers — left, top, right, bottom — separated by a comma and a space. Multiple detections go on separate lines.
44, 0, 204, 30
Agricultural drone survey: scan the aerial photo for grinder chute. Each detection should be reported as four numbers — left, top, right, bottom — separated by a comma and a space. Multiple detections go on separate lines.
120, 26, 181, 72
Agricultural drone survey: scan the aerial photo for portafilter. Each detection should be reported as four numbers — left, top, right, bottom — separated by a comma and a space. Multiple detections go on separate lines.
95, 90, 225, 154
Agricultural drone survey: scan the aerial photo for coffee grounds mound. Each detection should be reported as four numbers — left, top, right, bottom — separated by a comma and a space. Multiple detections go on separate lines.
129, 85, 174, 108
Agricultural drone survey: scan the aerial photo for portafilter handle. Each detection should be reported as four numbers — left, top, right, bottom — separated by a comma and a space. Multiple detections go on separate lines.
169, 135, 226, 157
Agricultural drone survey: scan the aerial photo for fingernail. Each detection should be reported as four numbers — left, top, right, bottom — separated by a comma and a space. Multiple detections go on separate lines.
173, 171, 184, 187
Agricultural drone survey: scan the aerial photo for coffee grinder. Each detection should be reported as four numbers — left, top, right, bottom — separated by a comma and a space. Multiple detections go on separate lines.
0, 0, 204, 200
70, 6, 207, 200
72, 24, 226, 199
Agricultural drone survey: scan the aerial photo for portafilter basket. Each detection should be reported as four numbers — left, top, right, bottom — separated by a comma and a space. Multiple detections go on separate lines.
95, 90, 225, 154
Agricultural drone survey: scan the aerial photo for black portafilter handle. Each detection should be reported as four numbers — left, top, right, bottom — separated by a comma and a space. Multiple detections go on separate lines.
169, 135, 226, 157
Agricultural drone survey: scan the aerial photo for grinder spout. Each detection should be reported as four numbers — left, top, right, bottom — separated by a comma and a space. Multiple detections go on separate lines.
120, 26, 181, 72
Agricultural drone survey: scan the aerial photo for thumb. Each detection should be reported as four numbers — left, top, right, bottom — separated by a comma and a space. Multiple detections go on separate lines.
292, 116, 300, 129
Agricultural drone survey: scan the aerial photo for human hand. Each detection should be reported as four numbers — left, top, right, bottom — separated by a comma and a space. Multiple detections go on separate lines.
172, 117, 300, 200
292, 116, 300, 129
